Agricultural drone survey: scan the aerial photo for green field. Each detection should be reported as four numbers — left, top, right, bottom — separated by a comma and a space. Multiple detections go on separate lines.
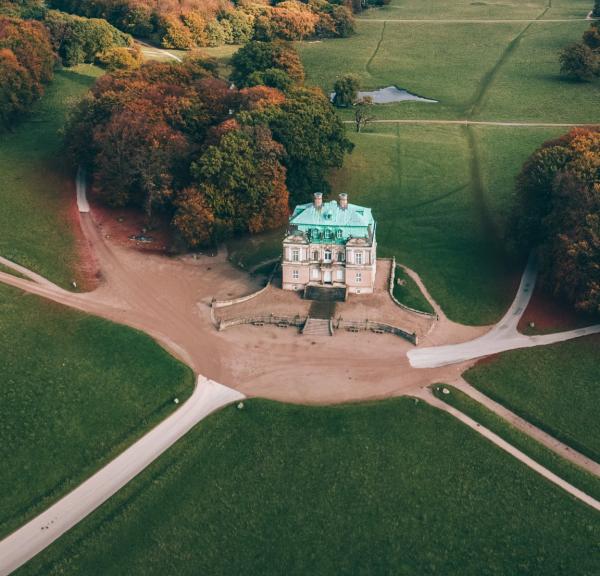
0, 65, 102, 288
465, 336, 600, 461
432, 384, 600, 500
19, 398, 600, 576
392, 265, 434, 314
358, 0, 593, 20
0, 284, 194, 539
299, 20, 597, 122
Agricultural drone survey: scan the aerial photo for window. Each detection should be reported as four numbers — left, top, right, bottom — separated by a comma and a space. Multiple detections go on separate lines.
337, 251, 344, 263
313, 250, 319, 261
336, 269, 344, 281
355, 272, 362, 283
336, 229, 343, 239
311, 268, 320, 280
324, 249, 332, 262
324, 229, 331, 239
355, 251, 363, 265
292, 269, 299, 280
292, 249, 299, 262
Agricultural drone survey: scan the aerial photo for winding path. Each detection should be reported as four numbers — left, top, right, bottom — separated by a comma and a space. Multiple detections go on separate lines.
408, 257, 600, 368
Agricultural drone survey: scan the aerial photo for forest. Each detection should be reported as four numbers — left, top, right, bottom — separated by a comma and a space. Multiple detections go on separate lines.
65, 41, 353, 247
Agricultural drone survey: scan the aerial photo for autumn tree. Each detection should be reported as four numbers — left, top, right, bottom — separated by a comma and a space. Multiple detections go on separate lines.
511, 128, 600, 314
0, 15, 54, 130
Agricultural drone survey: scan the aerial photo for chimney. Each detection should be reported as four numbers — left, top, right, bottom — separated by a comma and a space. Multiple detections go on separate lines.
313, 192, 323, 210
338, 193, 348, 210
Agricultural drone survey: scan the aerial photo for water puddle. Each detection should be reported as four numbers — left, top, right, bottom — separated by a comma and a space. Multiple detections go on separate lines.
331, 86, 437, 105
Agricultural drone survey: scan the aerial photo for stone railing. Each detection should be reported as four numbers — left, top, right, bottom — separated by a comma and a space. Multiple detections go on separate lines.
333, 317, 418, 345
388, 257, 437, 319
218, 313, 307, 332
212, 262, 279, 309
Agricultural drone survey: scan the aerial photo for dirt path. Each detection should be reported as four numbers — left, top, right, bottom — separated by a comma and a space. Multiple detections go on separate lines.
360, 18, 594, 24
417, 389, 600, 511
408, 257, 600, 368
343, 119, 600, 127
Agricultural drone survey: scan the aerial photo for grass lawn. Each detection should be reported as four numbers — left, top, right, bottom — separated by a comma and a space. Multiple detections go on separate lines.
0, 65, 102, 288
19, 397, 600, 576
0, 284, 194, 539
226, 226, 285, 269
464, 336, 600, 461
328, 124, 550, 324
358, 0, 564, 20
299, 12, 597, 122
392, 265, 434, 314
432, 384, 600, 501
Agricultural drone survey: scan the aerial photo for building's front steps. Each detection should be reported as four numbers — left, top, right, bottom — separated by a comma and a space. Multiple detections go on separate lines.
302, 317, 332, 337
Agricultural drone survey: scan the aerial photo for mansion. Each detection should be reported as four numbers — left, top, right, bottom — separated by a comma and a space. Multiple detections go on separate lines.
282, 193, 377, 295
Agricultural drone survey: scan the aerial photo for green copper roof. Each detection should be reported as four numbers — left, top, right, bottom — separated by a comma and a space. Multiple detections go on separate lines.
289, 200, 375, 245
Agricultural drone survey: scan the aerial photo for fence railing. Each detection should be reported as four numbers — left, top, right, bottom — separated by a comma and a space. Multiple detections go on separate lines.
218, 313, 307, 332
333, 317, 418, 345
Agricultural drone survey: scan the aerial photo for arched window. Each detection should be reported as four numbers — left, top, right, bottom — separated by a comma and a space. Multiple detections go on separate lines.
324, 249, 332, 262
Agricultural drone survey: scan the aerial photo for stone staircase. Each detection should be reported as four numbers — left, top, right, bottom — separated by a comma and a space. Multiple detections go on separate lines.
302, 317, 332, 337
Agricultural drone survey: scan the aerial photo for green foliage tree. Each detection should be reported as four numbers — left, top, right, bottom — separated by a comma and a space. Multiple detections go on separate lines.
230, 40, 304, 87
559, 42, 598, 81
44, 9, 132, 67
511, 128, 600, 314
268, 87, 354, 204
333, 73, 360, 107
593, 0, 600, 18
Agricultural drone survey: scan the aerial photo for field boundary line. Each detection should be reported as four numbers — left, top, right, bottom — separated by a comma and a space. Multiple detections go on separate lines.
342, 120, 600, 127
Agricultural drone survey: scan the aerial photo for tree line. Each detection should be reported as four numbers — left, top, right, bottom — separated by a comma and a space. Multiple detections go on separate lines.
47, 0, 361, 50
0, 0, 140, 130
511, 128, 600, 316
65, 41, 353, 248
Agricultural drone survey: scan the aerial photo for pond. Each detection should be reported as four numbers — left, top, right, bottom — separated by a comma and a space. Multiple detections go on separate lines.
330, 86, 438, 105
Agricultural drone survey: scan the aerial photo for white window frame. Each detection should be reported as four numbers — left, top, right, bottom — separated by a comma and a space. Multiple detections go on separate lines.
355, 251, 363, 265
311, 268, 320, 280
292, 249, 299, 262
355, 272, 362, 283
324, 249, 332, 262
292, 269, 299, 280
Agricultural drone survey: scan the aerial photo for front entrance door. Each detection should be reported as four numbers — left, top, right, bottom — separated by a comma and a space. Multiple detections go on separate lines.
323, 270, 332, 284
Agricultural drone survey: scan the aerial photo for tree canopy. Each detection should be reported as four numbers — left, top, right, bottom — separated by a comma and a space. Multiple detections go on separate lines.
511, 128, 600, 315
66, 49, 352, 247
0, 15, 54, 130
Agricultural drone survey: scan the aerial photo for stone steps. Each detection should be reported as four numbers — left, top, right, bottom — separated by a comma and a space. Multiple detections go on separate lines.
302, 317, 332, 336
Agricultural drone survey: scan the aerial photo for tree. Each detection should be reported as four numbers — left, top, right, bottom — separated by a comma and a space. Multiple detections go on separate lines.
511, 128, 600, 315
230, 40, 304, 87
188, 124, 289, 240
96, 45, 142, 71
559, 42, 598, 81
333, 73, 360, 107
268, 87, 354, 204
354, 96, 375, 132
0, 16, 54, 130
593, 0, 600, 18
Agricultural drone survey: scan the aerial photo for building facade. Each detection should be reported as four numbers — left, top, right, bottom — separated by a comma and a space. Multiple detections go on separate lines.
282, 193, 377, 295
